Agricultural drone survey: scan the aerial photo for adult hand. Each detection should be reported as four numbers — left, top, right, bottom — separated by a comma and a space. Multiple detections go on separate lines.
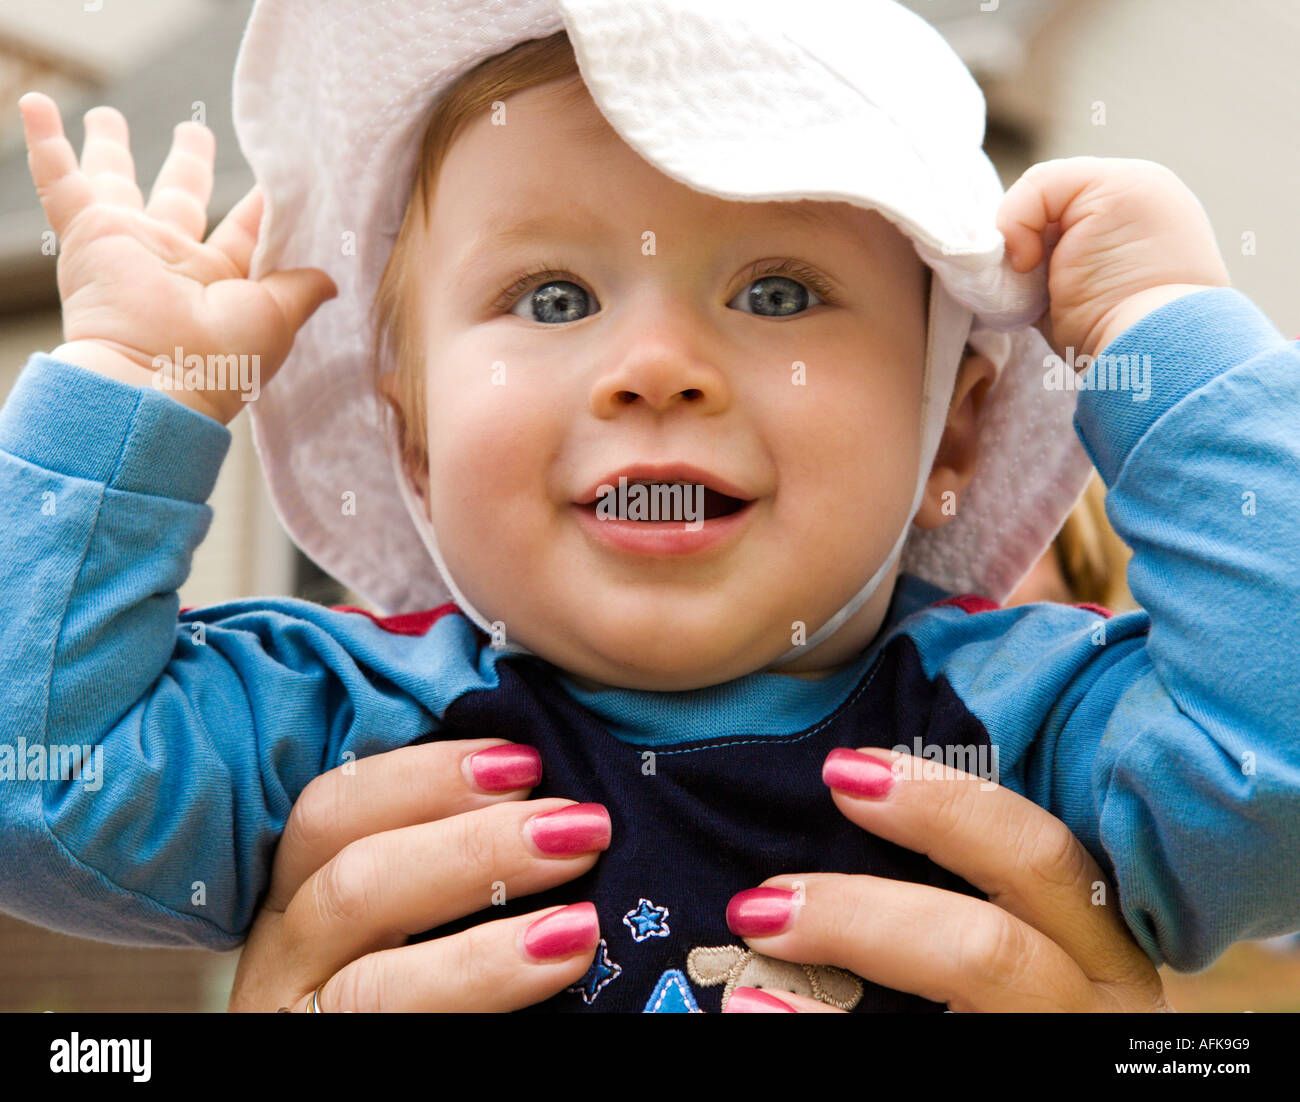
722, 747, 1172, 1012
227, 739, 609, 1011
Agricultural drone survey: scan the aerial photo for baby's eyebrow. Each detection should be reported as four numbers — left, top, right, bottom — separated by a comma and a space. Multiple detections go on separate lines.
454, 214, 602, 280
765, 203, 846, 236
454, 203, 848, 282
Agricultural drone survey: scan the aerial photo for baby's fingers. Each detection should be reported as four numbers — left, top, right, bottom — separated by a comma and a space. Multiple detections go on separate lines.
206, 184, 263, 276
145, 121, 215, 240
78, 104, 143, 209
254, 265, 339, 336
17, 92, 95, 237
997, 157, 1103, 273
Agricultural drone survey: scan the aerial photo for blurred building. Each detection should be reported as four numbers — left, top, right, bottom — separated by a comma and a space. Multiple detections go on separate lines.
1, 0, 1297, 1011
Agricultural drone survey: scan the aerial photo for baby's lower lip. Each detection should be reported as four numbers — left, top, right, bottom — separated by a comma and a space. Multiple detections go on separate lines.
571, 500, 756, 557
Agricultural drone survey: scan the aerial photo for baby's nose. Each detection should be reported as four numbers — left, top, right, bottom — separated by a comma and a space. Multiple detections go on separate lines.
588, 350, 730, 417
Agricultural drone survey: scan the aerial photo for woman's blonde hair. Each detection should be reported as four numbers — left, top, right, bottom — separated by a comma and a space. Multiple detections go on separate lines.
370, 30, 581, 494
1053, 471, 1135, 610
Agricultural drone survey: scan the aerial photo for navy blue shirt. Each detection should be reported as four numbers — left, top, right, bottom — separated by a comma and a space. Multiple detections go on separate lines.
425, 587, 990, 1012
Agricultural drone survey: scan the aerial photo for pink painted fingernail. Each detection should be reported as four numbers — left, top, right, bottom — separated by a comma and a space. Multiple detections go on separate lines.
526, 803, 611, 856
469, 744, 542, 791
823, 747, 895, 798
725, 987, 797, 1013
522, 903, 599, 961
727, 887, 796, 937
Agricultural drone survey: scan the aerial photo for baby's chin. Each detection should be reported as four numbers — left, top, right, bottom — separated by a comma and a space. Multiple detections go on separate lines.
524, 622, 789, 692
522, 570, 898, 689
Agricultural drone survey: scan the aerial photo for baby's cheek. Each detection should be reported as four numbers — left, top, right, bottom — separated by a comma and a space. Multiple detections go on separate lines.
774, 409, 916, 581
428, 371, 510, 470
427, 385, 553, 546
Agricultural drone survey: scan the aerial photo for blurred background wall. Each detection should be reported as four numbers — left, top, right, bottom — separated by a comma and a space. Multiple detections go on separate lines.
0, 0, 1296, 1011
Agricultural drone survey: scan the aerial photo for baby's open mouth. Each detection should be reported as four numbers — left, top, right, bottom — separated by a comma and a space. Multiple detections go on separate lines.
579, 481, 748, 522
572, 466, 757, 556
575, 467, 756, 525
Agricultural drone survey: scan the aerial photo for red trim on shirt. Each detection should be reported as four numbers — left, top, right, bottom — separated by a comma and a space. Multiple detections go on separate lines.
931, 594, 1001, 614
1071, 601, 1114, 619
331, 603, 463, 636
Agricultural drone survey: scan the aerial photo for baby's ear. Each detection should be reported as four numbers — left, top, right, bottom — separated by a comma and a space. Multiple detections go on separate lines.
912, 349, 996, 531
378, 372, 430, 510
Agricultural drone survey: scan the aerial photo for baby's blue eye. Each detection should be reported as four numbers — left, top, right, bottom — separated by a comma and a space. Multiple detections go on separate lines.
510, 280, 598, 324
728, 275, 823, 317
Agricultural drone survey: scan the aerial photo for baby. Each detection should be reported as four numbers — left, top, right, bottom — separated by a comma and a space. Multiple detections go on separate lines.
3, 0, 1299, 1013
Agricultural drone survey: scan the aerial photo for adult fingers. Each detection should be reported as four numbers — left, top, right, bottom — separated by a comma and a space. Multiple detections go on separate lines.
266, 739, 544, 910
728, 874, 1116, 1012
820, 747, 1153, 989
723, 988, 843, 1014
275, 798, 610, 988
270, 903, 601, 1013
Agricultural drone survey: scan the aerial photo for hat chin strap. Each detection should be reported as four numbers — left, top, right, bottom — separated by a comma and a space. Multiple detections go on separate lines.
388, 429, 534, 659
389, 275, 978, 672
763, 275, 973, 667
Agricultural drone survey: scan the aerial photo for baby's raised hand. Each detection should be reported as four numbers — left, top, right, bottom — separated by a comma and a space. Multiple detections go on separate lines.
17, 93, 336, 425
997, 157, 1230, 360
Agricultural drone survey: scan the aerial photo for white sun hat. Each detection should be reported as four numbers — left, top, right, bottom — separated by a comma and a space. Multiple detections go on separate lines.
230, 0, 1089, 663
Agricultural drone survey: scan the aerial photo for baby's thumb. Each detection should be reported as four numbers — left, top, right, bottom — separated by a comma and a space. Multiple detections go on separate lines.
258, 267, 339, 337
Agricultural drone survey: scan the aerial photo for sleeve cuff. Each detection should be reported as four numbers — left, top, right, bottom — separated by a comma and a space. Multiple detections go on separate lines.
1072, 287, 1288, 486
0, 352, 231, 504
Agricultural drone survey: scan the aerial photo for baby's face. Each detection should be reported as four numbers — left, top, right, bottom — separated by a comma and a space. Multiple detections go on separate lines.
413, 77, 929, 690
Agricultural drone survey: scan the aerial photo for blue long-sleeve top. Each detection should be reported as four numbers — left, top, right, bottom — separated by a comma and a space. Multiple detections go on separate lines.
1, 288, 1298, 1006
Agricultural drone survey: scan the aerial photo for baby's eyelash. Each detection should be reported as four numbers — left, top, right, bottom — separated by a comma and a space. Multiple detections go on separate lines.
489, 258, 840, 314
737, 259, 839, 305
490, 262, 577, 313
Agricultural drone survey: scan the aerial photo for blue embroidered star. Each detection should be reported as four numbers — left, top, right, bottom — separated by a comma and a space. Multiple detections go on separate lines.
622, 898, 671, 942
568, 939, 621, 1005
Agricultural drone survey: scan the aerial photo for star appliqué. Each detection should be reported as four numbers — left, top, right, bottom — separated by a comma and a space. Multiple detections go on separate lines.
622, 898, 671, 942
568, 939, 622, 1005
